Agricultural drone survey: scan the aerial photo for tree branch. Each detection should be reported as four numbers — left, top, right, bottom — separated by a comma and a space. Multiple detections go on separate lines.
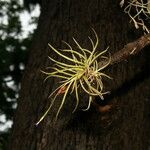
95, 33, 150, 110
99, 33, 150, 67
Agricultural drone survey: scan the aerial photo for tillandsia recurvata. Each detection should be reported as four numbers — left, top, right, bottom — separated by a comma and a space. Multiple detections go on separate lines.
120, 0, 150, 33
36, 29, 111, 125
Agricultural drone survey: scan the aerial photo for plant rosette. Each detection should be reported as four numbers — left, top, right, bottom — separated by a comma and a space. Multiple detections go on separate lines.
36, 29, 111, 125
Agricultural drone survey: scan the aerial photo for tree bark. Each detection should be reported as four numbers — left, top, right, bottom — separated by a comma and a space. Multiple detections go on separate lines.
9, 0, 150, 150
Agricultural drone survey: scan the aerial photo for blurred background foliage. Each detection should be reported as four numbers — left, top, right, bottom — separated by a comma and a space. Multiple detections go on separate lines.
0, 0, 40, 149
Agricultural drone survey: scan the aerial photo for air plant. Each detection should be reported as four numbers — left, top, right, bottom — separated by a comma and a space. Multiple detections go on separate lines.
121, 0, 150, 33
36, 29, 111, 125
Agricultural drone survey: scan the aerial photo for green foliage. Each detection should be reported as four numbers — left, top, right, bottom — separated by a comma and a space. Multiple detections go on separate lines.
0, 130, 10, 150
36, 29, 111, 125
23, 0, 41, 11
0, 0, 26, 121
0, 0, 39, 148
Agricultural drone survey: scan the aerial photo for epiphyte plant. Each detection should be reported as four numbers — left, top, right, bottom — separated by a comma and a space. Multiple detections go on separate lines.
36, 29, 111, 125
120, 0, 150, 33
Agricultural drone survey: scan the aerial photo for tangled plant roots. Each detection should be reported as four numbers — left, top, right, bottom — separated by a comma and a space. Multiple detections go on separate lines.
36, 29, 111, 125
121, 0, 150, 33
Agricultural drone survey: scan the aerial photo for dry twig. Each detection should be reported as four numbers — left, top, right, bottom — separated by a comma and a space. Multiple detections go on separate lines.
99, 33, 150, 68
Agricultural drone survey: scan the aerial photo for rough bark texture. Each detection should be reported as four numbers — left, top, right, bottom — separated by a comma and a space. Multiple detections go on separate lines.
9, 0, 150, 150
98, 33, 150, 67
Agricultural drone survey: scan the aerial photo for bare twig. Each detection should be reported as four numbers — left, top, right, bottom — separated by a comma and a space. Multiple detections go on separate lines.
99, 33, 150, 68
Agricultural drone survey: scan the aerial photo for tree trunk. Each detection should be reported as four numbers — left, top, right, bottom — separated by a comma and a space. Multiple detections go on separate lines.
9, 0, 150, 149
